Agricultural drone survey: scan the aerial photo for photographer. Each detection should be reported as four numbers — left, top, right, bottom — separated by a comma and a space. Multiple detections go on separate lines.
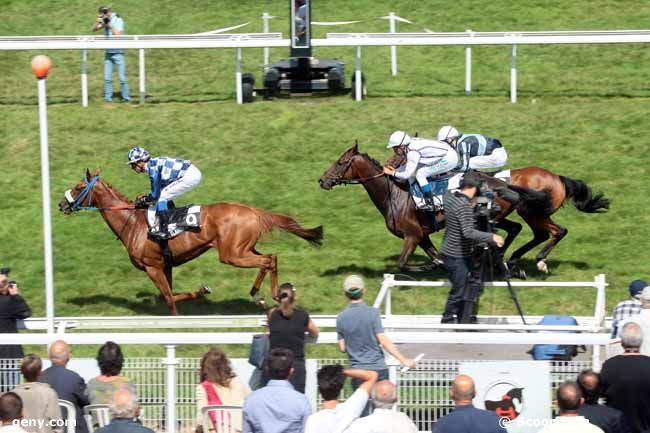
92, 5, 130, 103
0, 267, 32, 392
440, 174, 504, 324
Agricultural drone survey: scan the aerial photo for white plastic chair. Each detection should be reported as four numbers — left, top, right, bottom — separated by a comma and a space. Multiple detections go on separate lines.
58, 399, 76, 433
201, 405, 243, 433
83, 404, 111, 433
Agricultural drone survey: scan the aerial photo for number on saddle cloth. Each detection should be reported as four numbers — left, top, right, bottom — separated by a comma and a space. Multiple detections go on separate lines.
146, 205, 201, 238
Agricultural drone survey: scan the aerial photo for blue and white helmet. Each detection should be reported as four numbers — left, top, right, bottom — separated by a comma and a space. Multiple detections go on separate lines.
127, 146, 150, 164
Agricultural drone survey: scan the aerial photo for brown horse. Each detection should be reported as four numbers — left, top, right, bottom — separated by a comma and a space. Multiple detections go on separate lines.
384, 150, 610, 273
59, 169, 323, 315
319, 143, 548, 272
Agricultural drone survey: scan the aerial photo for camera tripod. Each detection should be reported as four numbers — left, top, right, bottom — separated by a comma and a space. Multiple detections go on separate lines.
459, 241, 527, 325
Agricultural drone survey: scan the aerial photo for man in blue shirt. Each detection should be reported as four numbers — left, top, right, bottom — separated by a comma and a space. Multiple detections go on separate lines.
433, 374, 507, 433
243, 348, 311, 433
92, 5, 130, 103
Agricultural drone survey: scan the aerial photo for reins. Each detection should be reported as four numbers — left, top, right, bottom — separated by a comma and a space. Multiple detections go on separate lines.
66, 176, 136, 212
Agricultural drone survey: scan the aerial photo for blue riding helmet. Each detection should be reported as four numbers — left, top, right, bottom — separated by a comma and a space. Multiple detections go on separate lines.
127, 146, 150, 164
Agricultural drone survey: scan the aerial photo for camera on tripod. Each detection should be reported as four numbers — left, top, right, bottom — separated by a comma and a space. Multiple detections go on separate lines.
474, 191, 501, 233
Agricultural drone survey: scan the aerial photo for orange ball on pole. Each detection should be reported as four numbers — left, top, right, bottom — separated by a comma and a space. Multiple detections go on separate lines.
31, 55, 53, 79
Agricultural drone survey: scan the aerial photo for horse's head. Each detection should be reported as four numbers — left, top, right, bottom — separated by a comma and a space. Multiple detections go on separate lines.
59, 169, 101, 214
319, 142, 383, 190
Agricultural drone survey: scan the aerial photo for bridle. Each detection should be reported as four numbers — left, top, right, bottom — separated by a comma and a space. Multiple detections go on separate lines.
64, 176, 134, 212
329, 156, 384, 186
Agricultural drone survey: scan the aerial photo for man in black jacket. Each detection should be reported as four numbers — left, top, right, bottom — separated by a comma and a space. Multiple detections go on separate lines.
577, 369, 632, 433
440, 174, 504, 323
39, 340, 89, 433
0, 268, 31, 393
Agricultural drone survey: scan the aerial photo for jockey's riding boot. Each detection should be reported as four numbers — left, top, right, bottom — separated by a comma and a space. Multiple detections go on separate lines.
422, 190, 436, 211
157, 210, 171, 240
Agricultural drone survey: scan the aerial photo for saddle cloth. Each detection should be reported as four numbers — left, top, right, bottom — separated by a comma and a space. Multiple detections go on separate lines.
146, 205, 201, 238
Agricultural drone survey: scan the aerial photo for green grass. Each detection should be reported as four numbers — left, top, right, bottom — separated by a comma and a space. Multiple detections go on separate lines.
2, 1, 650, 358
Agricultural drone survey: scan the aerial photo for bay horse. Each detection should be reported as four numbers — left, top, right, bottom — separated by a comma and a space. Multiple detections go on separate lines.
59, 169, 323, 315
319, 143, 548, 272
383, 149, 609, 273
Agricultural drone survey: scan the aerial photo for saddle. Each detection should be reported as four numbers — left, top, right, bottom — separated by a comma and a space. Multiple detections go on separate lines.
410, 176, 453, 212
146, 204, 201, 239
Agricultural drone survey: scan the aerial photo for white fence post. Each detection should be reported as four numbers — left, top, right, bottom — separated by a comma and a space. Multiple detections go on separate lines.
163, 345, 177, 433
262, 12, 270, 71
592, 274, 607, 371
465, 29, 472, 95
510, 43, 517, 103
138, 46, 145, 104
81, 49, 88, 107
355, 46, 362, 102
236, 48, 243, 104
389, 12, 397, 76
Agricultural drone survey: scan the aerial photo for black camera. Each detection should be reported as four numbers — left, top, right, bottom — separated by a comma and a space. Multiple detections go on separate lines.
474, 191, 500, 232
98, 6, 110, 24
8, 280, 16, 287
0, 267, 10, 276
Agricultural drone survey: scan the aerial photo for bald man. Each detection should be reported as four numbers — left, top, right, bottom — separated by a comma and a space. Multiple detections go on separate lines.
539, 381, 603, 433
433, 375, 506, 433
345, 380, 418, 433
39, 340, 89, 433
95, 388, 153, 433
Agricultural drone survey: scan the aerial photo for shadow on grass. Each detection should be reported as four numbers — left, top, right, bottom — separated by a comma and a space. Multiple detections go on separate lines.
68, 291, 264, 316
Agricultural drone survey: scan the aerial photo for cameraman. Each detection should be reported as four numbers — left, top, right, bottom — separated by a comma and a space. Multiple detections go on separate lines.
440, 174, 504, 324
92, 5, 130, 103
0, 267, 32, 392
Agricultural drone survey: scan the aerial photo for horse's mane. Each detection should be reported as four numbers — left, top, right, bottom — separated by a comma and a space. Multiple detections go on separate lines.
359, 152, 383, 169
358, 152, 410, 192
100, 179, 133, 203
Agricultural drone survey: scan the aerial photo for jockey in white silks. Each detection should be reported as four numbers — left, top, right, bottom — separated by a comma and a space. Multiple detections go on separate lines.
127, 146, 202, 239
383, 130, 459, 211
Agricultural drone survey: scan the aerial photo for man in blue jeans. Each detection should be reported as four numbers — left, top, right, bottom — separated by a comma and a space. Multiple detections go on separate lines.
92, 5, 130, 103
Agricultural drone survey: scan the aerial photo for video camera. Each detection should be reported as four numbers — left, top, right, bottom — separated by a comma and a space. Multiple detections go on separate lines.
474, 191, 501, 233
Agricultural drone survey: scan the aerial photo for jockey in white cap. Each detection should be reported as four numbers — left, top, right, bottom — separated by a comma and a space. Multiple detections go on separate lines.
383, 130, 458, 211
127, 146, 202, 239
437, 125, 508, 173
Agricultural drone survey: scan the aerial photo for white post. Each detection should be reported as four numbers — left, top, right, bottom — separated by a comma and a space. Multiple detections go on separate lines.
236, 48, 243, 104
389, 12, 397, 76
510, 44, 517, 103
386, 285, 392, 317
81, 49, 88, 107
138, 47, 145, 104
37, 78, 55, 335
355, 46, 362, 102
592, 273, 607, 371
262, 12, 270, 71
164, 345, 177, 433
465, 29, 472, 95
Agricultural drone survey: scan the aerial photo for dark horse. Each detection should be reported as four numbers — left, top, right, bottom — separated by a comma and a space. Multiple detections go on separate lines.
59, 169, 323, 315
319, 143, 550, 272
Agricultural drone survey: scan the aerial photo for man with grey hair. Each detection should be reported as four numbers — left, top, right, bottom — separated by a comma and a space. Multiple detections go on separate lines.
95, 388, 153, 433
600, 322, 650, 433
345, 380, 418, 433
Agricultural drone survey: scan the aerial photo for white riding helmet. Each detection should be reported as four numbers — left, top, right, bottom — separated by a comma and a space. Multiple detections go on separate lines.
387, 130, 411, 148
437, 125, 460, 142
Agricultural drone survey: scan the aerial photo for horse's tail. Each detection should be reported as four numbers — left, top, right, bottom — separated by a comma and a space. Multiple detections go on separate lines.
508, 185, 555, 216
259, 211, 323, 247
559, 176, 610, 213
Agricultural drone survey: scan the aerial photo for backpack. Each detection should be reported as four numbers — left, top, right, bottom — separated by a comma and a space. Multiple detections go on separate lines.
531, 315, 581, 361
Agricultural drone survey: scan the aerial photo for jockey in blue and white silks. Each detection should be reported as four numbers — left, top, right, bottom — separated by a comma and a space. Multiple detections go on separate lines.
437, 125, 508, 172
384, 130, 458, 211
127, 146, 202, 239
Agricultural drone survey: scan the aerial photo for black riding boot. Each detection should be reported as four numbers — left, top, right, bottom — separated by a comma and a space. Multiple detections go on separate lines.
157, 210, 171, 240
422, 190, 436, 211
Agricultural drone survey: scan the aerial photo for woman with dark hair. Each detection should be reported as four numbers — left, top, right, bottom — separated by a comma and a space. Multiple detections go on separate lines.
264, 282, 319, 393
195, 347, 249, 433
86, 341, 135, 405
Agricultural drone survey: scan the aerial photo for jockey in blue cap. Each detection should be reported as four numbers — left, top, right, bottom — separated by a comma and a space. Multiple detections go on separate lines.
127, 146, 202, 239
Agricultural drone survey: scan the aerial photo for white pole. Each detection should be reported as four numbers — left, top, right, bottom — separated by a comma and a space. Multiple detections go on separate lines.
81, 49, 88, 107
37, 78, 55, 335
465, 29, 472, 95
389, 12, 397, 76
236, 48, 243, 104
164, 345, 177, 433
510, 44, 517, 103
139, 48, 145, 104
355, 46, 362, 102
263, 12, 270, 71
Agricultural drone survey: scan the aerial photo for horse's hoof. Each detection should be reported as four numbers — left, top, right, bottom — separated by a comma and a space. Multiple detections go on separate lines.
200, 285, 212, 295
536, 260, 548, 273
255, 298, 267, 308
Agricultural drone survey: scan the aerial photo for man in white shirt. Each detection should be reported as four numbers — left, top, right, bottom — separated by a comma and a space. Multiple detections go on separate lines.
305, 365, 377, 433
346, 380, 418, 433
539, 381, 604, 433
0, 392, 29, 433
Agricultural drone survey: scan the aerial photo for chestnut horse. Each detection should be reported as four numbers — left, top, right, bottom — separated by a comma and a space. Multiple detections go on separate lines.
319, 144, 550, 272
383, 150, 609, 273
59, 170, 323, 315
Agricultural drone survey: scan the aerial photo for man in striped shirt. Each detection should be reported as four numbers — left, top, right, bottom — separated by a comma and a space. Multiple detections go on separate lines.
440, 173, 504, 324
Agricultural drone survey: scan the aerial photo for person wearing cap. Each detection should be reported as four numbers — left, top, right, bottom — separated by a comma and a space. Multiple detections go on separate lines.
618, 287, 650, 356
437, 125, 508, 173
440, 172, 504, 324
383, 130, 459, 211
92, 5, 130, 103
611, 279, 647, 337
336, 274, 416, 416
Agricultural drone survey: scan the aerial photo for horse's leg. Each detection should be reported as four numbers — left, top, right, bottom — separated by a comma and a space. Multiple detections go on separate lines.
399, 235, 431, 272
219, 249, 275, 304
496, 218, 522, 254
507, 226, 550, 270
144, 265, 177, 315
418, 236, 443, 267
270, 255, 279, 300
161, 262, 210, 305
533, 221, 568, 273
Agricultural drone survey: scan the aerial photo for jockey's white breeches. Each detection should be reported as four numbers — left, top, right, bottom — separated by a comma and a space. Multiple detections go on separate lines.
158, 165, 202, 202
413, 150, 459, 187
468, 147, 508, 171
